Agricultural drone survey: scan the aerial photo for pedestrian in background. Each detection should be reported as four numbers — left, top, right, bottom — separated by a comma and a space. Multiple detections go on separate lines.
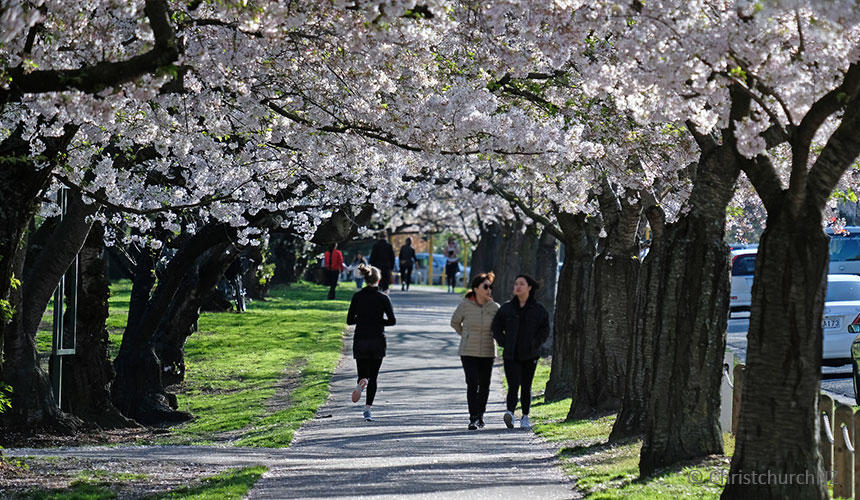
348, 253, 368, 289
445, 250, 459, 294
491, 274, 550, 430
398, 237, 418, 291
370, 231, 396, 294
346, 264, 397, 422
323, 242, 345, 300
450, 272, 499, 430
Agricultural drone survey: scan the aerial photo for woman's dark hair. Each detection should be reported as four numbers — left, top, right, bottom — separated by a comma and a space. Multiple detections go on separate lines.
514, 274, 539, 301
464, 272, 495, 299
405, 237, 412, 245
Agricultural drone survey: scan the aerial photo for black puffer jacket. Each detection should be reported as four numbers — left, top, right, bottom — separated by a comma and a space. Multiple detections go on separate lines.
491, 297, 550, 361
346, 286, 396, 359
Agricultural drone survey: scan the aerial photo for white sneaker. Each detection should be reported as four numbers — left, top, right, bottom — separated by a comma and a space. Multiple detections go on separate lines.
363, 409, 374, 421
503, 411, 514, 429
352, 378, 368, 403
520, 415, 531, 430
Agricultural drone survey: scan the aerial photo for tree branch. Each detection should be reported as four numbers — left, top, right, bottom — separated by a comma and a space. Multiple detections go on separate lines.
1, 0, 179, 104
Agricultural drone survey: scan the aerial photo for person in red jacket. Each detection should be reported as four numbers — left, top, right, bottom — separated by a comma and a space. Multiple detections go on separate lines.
324, 242, 345, 300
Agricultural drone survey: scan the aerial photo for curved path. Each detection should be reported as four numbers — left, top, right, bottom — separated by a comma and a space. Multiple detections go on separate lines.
7, 288, 576, 499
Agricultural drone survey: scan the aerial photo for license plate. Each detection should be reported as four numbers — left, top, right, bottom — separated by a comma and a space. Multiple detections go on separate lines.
823, 317, 842, 329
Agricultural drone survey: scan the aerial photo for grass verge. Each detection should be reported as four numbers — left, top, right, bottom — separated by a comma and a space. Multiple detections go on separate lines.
528, 359, 733, 499
10, 466, 266, 500
158, 282, 349, 446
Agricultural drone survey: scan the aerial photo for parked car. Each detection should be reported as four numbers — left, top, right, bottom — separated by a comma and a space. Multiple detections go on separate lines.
823, 274, 860, 367
728, 248, 757, 333
827, 226, 860, 275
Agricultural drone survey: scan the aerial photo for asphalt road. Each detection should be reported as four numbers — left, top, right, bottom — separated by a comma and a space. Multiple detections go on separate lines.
726, 330, 856, 406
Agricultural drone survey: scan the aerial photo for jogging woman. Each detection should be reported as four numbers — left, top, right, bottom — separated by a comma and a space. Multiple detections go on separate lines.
450, 272, 499, 430
346, 264, 396, 421
491, 274, 550, 430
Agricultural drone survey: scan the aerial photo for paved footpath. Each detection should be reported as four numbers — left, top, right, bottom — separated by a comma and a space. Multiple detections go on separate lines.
7, 288, 576, 499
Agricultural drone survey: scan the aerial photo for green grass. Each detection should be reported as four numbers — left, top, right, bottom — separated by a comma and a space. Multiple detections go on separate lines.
10, 466, 266, 500
37, 281, 348, 447
528, 359, 733, 499
141, 466, 266, 500
159, 282, 349, 446
13, 482, 117, 499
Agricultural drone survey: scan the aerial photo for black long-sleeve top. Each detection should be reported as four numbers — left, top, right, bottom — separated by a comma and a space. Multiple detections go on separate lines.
369, 240, 396, 271
346, 286, 396, 358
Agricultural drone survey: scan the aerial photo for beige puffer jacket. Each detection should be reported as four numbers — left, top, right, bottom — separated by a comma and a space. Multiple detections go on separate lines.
450, 298, 500, 357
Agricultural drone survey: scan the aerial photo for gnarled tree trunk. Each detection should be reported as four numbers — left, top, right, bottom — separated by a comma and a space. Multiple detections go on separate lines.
638, 125, 740, 475
610, 204, 664, 442
1, 179, 93, 431
153, 243, 239, 387
569, 182, 641, 418
544, 212, 598, 402
61, 223, 135, 428
469, 221, 502, 282
725, 63, 860, 499
112, 223, 235, 424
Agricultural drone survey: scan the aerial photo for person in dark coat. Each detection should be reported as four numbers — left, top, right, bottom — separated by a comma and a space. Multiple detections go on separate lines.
491, 274, 550, 430
369, 233, 396, 294
398, 237, 418, 291
346, 264, 396, 421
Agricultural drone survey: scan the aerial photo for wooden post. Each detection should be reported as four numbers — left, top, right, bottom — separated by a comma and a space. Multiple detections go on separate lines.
428, 234, 434, 286
820, 394, 834, 477
834, 404, 854, 499
731, 363, 744, 435
854, 411, 860, 497
463, 248, 469, 288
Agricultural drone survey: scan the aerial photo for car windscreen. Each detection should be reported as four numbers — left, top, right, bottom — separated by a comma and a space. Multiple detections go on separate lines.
829, 235, 860, 261
731, 255, 756, 276
826, 281, 860, 302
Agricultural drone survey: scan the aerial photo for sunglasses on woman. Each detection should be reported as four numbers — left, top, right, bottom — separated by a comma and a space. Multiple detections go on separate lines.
481, 283, 493, 290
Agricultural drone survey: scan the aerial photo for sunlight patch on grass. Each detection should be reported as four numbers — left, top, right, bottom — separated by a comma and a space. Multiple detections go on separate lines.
528, 358, 732, 498
141, 466, 266, 500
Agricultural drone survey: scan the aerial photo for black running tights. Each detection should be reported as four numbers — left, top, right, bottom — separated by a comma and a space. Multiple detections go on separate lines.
356, 358, 383, 406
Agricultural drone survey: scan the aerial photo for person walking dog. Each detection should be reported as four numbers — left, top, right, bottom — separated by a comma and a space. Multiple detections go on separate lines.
346, 264, 396, 421
492, 274, 549, 430
450, 272, 499, 430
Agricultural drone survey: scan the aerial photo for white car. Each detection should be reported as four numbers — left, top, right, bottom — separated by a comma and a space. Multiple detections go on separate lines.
822, 274, 860, 366
728, 248, 757, 333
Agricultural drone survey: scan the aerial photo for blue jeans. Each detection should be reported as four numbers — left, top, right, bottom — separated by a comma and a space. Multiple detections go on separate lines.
354, 278, 364, 289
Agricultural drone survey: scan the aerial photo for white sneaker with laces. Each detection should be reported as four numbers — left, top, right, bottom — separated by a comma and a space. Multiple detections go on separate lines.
363, 409, 374, 421
352, 378, 368, 403
520, 415, 531, 430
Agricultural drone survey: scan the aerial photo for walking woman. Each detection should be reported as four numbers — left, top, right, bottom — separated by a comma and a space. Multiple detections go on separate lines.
450, 273, 499, 430
346, 264, 396, 421
492, 274, 550, 430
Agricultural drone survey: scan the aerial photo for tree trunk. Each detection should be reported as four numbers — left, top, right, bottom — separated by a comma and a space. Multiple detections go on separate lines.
1, 186, 94, 431
153, 243, 239, 387
493, 217, 539, 297
469, 222, 502, 282
61, 223, 136, 428
724, 63, 860, 499
535, 228, 558, 340
569, 182, 641, 419
638, 139, 738, 475
610, 205, 664, 442
112, 222, 238, 424
544, 212, 598, 402
723, 213, 828, 499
